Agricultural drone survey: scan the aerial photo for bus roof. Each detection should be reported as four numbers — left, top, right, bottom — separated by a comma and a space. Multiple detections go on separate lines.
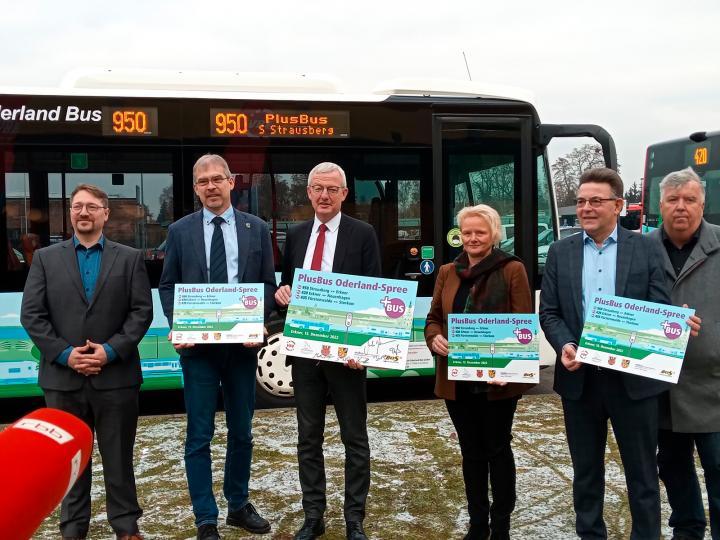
0, 69, 535, 104
648, 130, 720, 148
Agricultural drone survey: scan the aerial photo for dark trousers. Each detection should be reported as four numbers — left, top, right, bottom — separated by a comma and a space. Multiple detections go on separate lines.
445, 389, 519, 536
181, 346, 257, 526
292, 358, 370, 522
44, 382, 141, 537
562, 369, 660, 540
658, 429, 720, 540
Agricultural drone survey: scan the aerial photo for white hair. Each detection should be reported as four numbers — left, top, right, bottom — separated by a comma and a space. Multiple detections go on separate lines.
307, 162, 347, 187
659, 167, 705, 203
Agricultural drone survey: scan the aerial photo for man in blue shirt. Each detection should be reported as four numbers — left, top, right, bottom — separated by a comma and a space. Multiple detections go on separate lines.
540, 168, 672, 539
159, 155, 277, 540
21, 184, 153, 539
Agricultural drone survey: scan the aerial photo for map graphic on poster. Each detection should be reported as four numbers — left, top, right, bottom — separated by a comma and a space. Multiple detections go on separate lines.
280, 269, 417, 369
171, 284, 264, 344
576, 293, 694, 383
448, 314, 539, 383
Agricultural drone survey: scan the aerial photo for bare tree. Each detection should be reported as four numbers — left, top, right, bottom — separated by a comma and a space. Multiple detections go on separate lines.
551, 144, 616, 207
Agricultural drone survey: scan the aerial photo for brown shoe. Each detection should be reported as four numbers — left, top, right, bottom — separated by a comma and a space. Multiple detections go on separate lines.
116, 534, 144, 540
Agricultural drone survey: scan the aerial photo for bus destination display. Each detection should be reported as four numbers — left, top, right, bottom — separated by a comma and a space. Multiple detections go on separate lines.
211, 109, 349, 138
101, 107, 159, 136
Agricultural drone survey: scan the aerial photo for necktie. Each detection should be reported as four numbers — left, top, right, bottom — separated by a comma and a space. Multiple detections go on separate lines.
310, 223, 327, 271
209, 216, 228, 283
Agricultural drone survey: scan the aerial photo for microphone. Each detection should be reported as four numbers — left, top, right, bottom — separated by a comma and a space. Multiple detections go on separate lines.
0, 408, 93, 539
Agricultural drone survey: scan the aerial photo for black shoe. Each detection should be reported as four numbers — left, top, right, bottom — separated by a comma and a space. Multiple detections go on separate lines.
197, 523, 221, 540
463, 525, 490, 540
226, 502, 271, 534
490, 531, 510, 540
294, 517, 326, 540
346, 521, 368, 540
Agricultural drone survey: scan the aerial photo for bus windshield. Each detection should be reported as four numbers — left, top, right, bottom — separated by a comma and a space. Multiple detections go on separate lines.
642, 131, 720, 231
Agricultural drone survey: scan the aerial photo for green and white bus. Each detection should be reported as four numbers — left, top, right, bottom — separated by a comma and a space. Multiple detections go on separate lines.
642, 130, 720, 232
0, 70, 616, 406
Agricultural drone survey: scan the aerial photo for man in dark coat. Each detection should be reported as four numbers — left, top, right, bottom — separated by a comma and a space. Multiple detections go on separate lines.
649, 166, 720, 540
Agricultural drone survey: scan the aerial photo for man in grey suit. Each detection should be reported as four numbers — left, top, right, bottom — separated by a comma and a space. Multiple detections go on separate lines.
159, 154, 276, 540
649, 167, 720, 540
21, 183, 152, 540
274, 162, 381, 540
540, 167, 672, 540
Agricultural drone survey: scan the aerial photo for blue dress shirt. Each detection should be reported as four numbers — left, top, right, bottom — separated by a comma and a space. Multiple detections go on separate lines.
55, 235, 117, 365
582, 226, 618, 321
202, 206, 239, 283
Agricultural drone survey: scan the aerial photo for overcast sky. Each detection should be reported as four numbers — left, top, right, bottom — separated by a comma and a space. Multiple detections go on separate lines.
2, 0, 719, 188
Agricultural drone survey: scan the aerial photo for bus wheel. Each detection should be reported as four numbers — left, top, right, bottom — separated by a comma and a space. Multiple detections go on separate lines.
255, 324, 295, 408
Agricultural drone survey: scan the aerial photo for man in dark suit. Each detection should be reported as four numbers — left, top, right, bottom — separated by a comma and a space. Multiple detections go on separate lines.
274, 162, 381, 540
540, 167, 672, 540
159, 154, 276, 540
21, 183, 153, 540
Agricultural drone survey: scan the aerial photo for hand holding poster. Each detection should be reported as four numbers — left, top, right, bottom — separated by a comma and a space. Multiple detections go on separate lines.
280, 269, 418, 369
171, 284, 264, 344
576, 294, 694, 383
448, 314, 539, 383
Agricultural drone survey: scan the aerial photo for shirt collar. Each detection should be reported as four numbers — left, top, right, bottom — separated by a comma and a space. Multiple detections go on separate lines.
73, 234, 105, 250
583, 225, 618, 246
203, 206, 235, 225
313, 212, 342, 233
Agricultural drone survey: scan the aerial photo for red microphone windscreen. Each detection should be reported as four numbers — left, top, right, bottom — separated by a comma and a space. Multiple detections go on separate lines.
0, 408, 93, 539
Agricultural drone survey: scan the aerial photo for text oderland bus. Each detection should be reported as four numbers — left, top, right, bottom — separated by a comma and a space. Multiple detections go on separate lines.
642, 130, 720, 232
0, 70, 616, 406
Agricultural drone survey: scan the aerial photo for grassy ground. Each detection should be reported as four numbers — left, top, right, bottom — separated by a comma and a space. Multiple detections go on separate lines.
29, 394, 707, 539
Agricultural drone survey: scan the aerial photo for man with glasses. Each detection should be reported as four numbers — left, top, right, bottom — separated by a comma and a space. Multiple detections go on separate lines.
159, 155, 276, 540
540, 168, 674, 539
274, 162, 381, 540
21, 184, 153, 540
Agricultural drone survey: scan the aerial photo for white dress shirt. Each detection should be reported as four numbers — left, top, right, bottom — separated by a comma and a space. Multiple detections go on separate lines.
302, 212, 342, 272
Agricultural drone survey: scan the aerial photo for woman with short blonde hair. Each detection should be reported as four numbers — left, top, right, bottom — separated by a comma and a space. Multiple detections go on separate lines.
425, 203, 534, 540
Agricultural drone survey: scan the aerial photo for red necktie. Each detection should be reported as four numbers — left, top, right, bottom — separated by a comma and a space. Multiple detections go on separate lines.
310, 223, 327, 271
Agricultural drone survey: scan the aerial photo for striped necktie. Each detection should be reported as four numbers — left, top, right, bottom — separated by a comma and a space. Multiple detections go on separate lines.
209, 216, 228, 283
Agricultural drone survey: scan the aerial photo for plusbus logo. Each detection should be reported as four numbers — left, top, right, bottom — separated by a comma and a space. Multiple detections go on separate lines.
661, 321, 682, 340
513, 327, 533, 344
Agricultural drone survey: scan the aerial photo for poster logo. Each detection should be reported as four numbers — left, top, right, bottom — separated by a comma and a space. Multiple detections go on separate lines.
380, 296, 406, 319
513, 327, 533, 345
338, 346, 348, 359
242, 295, 259, 309
661, 321, 682, 340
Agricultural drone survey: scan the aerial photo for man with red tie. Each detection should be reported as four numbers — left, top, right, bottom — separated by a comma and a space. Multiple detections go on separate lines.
275, 162, 381, 540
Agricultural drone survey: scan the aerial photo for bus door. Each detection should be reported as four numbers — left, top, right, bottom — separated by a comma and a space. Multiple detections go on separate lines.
433, 116, 537, 289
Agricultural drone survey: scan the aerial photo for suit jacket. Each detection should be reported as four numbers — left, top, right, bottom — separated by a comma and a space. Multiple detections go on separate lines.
424, 259, 535, 401
280, 213, 382, 287
20, 239, 153, 391
158, 208, 277, 358
539, 225, 672, 400
650, 220, 720, 432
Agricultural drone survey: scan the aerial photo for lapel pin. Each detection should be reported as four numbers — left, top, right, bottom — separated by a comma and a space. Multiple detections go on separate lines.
245, 222, 251, 228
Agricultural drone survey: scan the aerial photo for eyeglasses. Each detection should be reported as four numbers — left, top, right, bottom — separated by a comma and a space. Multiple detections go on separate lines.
70, 203, 107, 213
309, 185, 343, 196
195, 176, 228, 188
575, 197, 618, 208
